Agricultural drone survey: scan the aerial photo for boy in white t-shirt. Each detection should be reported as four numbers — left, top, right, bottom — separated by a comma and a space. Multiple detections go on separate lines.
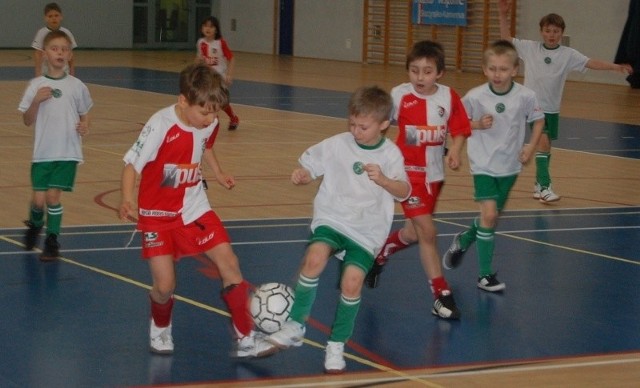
498, 0, 632, 203
442, 40, 544, 292
32, 2, 78, 76
19, 30, 92, 261
266, 86, 410, 374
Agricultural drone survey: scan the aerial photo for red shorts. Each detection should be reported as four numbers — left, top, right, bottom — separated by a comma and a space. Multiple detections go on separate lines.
140, 211, 230, 260
400, 174, 443, 218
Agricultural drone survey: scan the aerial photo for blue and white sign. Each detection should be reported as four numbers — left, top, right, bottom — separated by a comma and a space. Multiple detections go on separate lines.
412, 0, 468, 26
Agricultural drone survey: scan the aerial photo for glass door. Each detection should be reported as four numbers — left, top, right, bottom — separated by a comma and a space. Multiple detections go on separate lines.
134, 0, 212, 49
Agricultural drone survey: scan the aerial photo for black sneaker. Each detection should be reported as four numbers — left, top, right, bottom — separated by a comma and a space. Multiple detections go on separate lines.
431, 290, 461, 319
364, 261, 384, 289
477, 273, 505, 292
40, 234, 60, 262
442, 232, 467, 270
24, 220, 42, 251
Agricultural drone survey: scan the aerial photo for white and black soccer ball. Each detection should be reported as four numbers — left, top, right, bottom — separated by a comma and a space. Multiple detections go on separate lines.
250, 282, 294, 334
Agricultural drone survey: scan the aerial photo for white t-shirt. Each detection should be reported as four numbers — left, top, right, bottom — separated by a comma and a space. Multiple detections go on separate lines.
512, 38, 588, 113
123, 105, 217, 231
18, 74, 93, 162
301, 132, 409, 256
462, 82, 544, 177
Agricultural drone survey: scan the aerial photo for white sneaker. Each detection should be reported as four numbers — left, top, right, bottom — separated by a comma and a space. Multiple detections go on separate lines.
533, 183, 542, 199
267, 320, 305, 349
324, 341, 346, 374
232, 330, 278, 358
539, 186, 560, 203
150, 319, 174, 354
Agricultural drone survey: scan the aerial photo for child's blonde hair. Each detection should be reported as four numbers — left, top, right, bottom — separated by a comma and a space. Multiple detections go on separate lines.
483, 40, 519, 67
348, 85, 392, 124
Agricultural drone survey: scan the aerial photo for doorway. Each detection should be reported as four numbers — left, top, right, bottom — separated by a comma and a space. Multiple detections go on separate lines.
278, 0, 293, 55
133, 0, 212, 49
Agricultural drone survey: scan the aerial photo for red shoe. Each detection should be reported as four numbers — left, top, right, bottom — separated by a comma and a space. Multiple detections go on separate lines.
228, 116, 239, 130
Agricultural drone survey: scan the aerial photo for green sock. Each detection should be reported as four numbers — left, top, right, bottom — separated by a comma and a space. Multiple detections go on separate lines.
459, 217, 479, 251
46, 203, 63, 236
289, 274, 318, 324
329, 294, 361, 343
30, 205, 45, 228
535, 152, 551, 188
476, 225, 495, 276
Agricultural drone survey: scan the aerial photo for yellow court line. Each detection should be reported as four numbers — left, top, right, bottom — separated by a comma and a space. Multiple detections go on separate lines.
0, 234, 441, 387
435, 219, 639, 265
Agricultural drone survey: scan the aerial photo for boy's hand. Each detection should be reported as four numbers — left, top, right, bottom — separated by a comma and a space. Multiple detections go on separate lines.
364, 163, 385, 184
34, 86, 53, 103
446, 148, 462, 170
478, 114, 494, 129
119, 201, 136, 222
76, 120, 89, 136
519, 144, 535, 164
215, 173, 236, 189
617, 63, 634, 75
291, 168, 312, 185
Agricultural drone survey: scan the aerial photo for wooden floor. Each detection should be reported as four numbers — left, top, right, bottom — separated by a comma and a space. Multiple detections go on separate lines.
1, 49, 639, 386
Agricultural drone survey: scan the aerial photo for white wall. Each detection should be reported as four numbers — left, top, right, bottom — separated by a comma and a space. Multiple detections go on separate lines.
0, 0, 630, 85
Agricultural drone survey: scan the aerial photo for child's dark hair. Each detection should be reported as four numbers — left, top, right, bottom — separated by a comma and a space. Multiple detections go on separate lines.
348, 85, 392, 124
539, 13, 565, 31
43, 30, 71, 47
484, 39, 519, 67
179, 63, 228, 110
201, 16, 222, 39
406, 40, 446, 73
44, 2, 62, 14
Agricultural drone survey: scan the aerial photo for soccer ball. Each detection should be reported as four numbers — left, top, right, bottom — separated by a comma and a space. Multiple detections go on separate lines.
250, 282, 294, 334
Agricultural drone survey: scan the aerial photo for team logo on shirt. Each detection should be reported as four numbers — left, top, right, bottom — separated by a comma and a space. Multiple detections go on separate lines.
437, 105, 445, 117
353, 161, 365, 175
405, 125, 447, 146
544, 57, 552, 64
162, 163, 201, 188
495, 103, 506, 113
51, 88, 62, 98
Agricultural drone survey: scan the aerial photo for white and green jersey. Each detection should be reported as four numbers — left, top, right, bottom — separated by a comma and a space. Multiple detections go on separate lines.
512, 38, 588, 113
300, 132, 409, 256
462, 82, 544, 177
18, 74, 93, 162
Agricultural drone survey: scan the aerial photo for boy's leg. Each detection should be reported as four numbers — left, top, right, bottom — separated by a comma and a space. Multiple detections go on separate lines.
535, 114, 560, 202
269, 237, 333, 349
148, 254, 177, 354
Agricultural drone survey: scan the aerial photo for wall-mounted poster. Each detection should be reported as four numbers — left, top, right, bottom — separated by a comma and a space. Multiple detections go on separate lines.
412, 0, 468, 26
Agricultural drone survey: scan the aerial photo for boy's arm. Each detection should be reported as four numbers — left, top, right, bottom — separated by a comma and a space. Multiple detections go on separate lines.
291, 167, 313, 185
68, 53, 75, 76
202, 147, 235, 189
34, 50, 44, 77
76, 114, 89, 136
22, 86, 52, 126
365, 164, 411, 199
520, 118, 544, 164
585, 59, 633, 75
119, 163, 138, 221
446, 134, 467, 170
498, 0, 514, 40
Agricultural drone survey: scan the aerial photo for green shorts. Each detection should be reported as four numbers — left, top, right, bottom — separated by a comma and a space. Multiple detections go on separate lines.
473, 174, 518, 211
310, 225, 374, 274
543, 113, 559, 140
31, 161, 79, 192
530, 113, 559, 140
